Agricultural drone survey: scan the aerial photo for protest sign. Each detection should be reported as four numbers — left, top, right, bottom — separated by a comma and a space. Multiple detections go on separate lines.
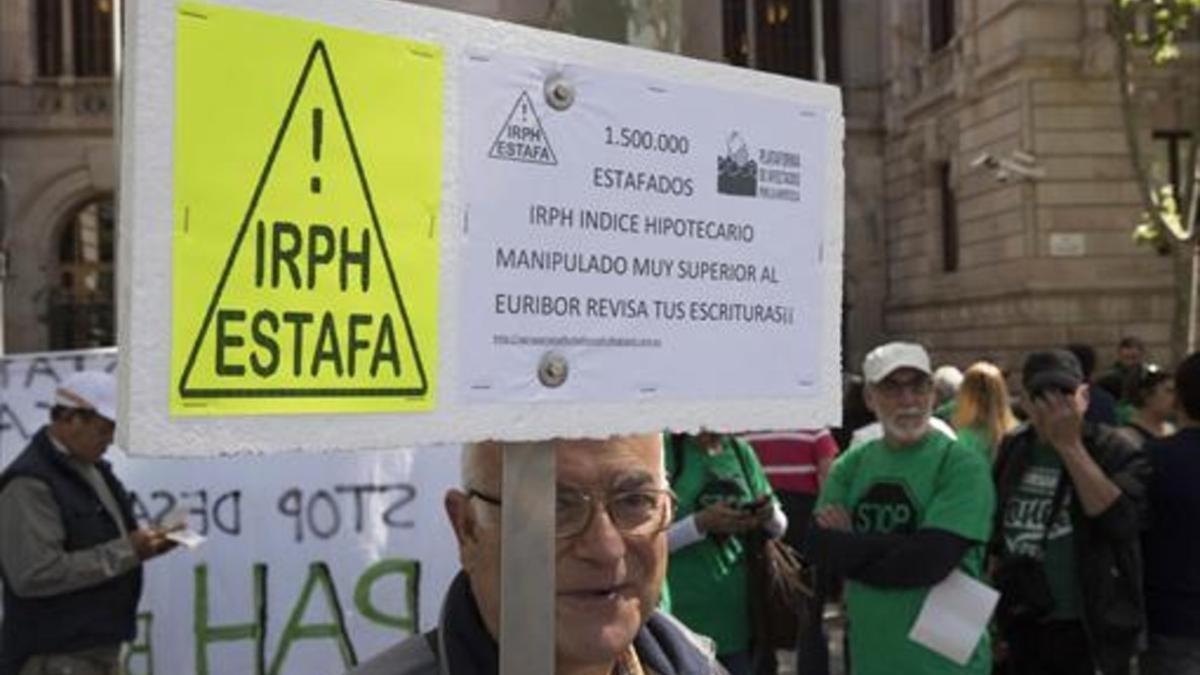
119, 0, 844, 456
0, 349, 460, 675
461, 52, 834, 402
170, 2, 441, 416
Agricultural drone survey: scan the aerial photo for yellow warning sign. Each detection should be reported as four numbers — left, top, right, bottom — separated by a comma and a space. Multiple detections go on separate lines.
170, 2, 442, 416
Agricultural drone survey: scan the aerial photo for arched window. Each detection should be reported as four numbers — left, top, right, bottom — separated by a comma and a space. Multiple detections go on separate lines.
49, 195, 115, 348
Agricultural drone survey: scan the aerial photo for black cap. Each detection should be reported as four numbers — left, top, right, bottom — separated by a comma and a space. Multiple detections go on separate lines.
1023, 349, 1084, 394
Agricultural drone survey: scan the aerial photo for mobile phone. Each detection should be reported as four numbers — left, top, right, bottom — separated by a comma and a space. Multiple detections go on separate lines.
740, 497, 769, 513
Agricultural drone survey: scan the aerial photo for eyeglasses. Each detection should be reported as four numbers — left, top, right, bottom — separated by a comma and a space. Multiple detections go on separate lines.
875, 376, 933, 398
467, 486, 677, 540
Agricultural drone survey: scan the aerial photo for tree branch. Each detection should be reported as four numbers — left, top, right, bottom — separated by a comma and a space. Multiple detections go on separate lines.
1111, 3, 1179, 239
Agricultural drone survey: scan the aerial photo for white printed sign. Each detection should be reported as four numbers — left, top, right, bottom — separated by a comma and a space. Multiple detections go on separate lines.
0, 349, 460, 675
461, 54, 837, 402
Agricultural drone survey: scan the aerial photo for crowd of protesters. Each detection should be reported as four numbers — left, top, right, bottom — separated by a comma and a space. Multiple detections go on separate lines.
665, 336, 1199, 675
3, 337, 1194, 675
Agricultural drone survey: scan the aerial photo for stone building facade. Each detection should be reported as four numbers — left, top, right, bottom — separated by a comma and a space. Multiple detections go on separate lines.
875, 0, 1197, 374
2, 0, 1194, 378
0, 0, 119, 353
0, 0, 888, 368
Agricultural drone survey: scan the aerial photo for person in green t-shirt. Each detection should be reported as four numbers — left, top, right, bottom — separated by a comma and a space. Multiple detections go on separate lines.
807, 341, 995, 675
952, 361, 1018, 464
664, 432, 786, 675
933, 365, 964, 423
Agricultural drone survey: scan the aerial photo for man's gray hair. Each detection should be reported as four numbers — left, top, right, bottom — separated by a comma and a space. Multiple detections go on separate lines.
933, 365, 964, 403
461, 436, 667, 490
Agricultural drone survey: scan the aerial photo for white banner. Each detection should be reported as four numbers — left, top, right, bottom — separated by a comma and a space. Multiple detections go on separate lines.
0, 349, 460, 675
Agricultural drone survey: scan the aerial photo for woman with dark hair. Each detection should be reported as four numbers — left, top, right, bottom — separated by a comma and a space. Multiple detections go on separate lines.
1120, 365, 1175, 445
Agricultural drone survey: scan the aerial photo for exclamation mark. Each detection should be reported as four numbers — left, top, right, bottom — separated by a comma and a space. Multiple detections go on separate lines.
310, 108, 323, 194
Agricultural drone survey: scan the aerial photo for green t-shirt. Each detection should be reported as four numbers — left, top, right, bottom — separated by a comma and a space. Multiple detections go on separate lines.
935, 399, 958, 423
955, 425, 994, 462
999, 442, 1080, 621
1116, 402, 1135, 426
816, 430, 995, 675
665, 435, 776, 655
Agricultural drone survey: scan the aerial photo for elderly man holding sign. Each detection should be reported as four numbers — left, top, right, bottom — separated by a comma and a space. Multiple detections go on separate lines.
350, 434, 723, 675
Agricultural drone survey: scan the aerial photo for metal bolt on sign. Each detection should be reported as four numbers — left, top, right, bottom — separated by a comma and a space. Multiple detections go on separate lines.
544, 75, 574, 111
538, 352, 569, 387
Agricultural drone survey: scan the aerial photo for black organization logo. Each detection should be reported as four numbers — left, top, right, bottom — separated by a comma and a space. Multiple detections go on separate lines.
717, 131, 757, 197
717, 130, 803, 202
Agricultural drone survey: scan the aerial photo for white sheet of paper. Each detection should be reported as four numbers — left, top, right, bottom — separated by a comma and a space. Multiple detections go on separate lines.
164, 528, 207, 550
908, 569, 1000, 665
159, 505, 188, 531
460, 52, 837, 404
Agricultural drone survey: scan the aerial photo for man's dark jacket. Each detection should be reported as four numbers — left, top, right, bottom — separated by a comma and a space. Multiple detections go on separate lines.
992, 422, 1150, 674
0, 428, 143, 675
347, 572, 726, 675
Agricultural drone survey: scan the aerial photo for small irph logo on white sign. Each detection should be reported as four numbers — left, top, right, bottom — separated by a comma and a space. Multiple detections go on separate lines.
488, 91, 558, 166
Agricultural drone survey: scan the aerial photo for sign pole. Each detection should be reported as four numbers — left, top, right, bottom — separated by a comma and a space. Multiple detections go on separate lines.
500, 442, 556, 675
0, 171, 8, 356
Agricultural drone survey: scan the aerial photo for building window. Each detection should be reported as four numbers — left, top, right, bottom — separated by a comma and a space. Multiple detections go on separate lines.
928, 0, 955, 52
1153, 130, 1198, 227
722, 0, 842, 83
722, 0, 751, 66
36, 0, 65, 77
939, 163, 959, 272
35, 0, 114, 79
49, 195, 115, 349
819, 0, 842, 82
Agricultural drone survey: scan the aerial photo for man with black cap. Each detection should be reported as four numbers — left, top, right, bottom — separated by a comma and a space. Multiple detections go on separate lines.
0, 371, 177, 675
992, 350, 1150, 675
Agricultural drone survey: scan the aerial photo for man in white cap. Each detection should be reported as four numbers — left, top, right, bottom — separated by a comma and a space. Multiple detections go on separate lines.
805, 341, 995, 674
0, 370, 176, 675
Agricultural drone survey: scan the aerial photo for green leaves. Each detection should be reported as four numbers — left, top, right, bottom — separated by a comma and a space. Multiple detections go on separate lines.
1113, 0, 1199, 63
1133, 184, 1187, 255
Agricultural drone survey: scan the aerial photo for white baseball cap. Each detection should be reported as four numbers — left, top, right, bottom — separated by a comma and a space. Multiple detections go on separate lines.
55, 370, 117, 423
863, 342, 932, 384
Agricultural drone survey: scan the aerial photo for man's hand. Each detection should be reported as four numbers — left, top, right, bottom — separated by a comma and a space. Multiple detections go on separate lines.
1029, 387, 1127, 517
129, 528, 178, 561
695, 503, 755, 535
815, 505, 853, 531
1029, 390, 1085, 455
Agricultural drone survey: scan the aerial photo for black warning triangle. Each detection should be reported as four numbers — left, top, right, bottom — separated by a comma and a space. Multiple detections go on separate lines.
178, 40, 428, 400
487, 90, 558, 166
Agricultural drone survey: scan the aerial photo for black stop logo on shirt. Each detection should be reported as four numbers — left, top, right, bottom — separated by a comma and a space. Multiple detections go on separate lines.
854, 481, 919, 534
